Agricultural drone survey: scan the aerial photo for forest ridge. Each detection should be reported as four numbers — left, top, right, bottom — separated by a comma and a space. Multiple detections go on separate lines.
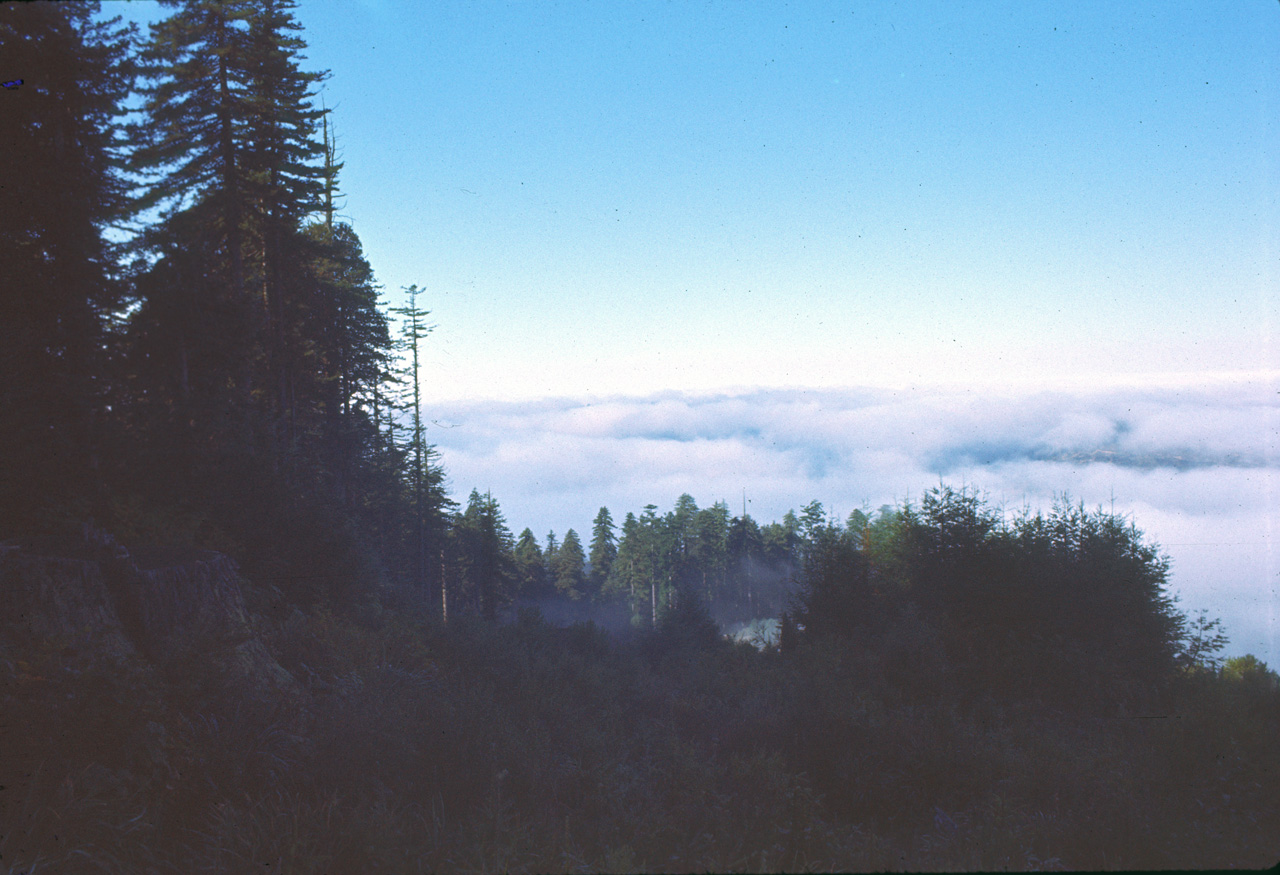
2, 2, 1278, 871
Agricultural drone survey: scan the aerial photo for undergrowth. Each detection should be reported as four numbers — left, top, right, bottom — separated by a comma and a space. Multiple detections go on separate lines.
2, 586, 1277, 873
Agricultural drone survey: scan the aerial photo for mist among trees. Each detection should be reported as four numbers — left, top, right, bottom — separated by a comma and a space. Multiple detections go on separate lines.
1, 3, 1277, 871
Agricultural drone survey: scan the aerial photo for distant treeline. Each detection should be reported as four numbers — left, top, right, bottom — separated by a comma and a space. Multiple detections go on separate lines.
508, 484, 1226, 709
504, 496, 802, 627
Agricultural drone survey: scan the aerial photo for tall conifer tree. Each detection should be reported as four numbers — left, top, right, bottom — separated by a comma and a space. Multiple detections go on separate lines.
129, 0, 328, 451
240, 0, 327, 437
0, 2, 133, 526
454, 490, 514, 619
513, 528, 547, 596
556, 529, 586, 600
391, 285, 449, 596
126, 0, 263, 474
130, 0, 254, 299
588, 507, 617, 598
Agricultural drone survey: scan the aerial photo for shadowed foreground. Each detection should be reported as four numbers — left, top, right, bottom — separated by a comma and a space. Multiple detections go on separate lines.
2, 534, 1277, 873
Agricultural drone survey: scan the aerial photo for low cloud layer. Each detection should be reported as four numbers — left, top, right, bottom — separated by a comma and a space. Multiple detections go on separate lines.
425, 377, 1279, 664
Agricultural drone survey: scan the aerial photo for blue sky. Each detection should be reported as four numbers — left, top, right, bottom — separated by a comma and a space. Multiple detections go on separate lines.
299, 0, 1277, 399
110, 0, 1279, 398
104, 0, 1278, 661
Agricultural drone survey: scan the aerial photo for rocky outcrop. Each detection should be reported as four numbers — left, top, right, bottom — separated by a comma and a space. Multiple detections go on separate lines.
128, 553, 300, 702
0, 526, 299, 705
121, 552, 252, 648
0, 552, 137, 664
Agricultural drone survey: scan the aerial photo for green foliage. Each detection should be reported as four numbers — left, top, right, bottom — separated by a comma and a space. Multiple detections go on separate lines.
1177, 608, 1231, 672
101, 0, 420, 609
0, 1, 133, 528
512, 527, 547, 596
555, 528, 587, 600
588, 506, 617, 596
789, 525, 879, 640
451, 490, 515, 619
653, 589, 721, 654
69, 0, 455, 608
595, 496, 801, 628
791, 485, 1206, 711
1223, 654, 1278, 686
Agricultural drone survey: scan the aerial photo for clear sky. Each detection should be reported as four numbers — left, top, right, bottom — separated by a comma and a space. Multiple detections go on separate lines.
103, 0, 1279, 662
106, 0, 1279, 401
308, 0, 1280, 400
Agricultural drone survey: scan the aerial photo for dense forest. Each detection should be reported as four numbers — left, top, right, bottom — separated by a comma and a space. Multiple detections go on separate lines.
2, 3, 1277, 871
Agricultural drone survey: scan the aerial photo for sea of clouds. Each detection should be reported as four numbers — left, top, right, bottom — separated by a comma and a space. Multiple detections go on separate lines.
425, 377, 1279, 664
